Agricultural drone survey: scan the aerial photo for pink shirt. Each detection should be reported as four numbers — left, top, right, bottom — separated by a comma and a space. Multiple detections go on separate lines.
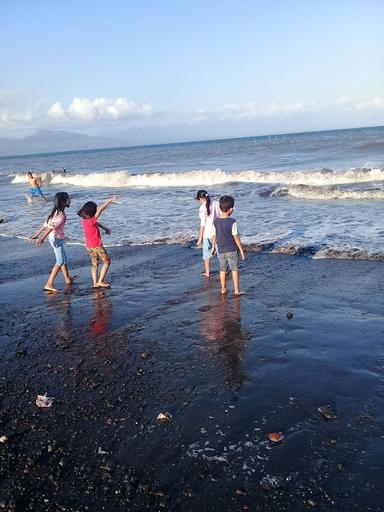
44, 212, 66, 241
81, 216, 102, 249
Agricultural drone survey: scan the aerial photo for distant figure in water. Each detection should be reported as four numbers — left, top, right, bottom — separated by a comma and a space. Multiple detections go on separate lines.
195, 190, 220, 277
62, 167, 66, 173
78, 196, 118, 288
27, 171, 47, 203
30, 192, 77, 292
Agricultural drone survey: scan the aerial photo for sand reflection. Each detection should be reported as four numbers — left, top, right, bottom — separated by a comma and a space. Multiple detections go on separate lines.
200, 288, 248, 387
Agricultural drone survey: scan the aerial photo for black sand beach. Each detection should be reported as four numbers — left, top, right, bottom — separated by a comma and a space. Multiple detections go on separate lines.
0, 237, 383, 511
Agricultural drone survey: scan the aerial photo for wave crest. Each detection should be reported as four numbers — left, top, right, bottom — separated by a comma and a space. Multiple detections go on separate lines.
11, 167, 384, 189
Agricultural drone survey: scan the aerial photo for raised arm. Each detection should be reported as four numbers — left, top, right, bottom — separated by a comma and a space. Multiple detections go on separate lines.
95, 195, 119, 219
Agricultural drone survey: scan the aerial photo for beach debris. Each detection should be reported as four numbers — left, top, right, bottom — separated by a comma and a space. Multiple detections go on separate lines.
268, 432, 284, 443
235, 488, 247, 496
98, 447, 108, 455
307, 498, 316, 507
141, 351, 150, 359
0, 436, 8, 444
318, 405, 337, 420
36, 394, 54, 408
260, 475, 284, 491
157, 412, 172, 423
147, 490, 166, 498
287, 312, 293, 319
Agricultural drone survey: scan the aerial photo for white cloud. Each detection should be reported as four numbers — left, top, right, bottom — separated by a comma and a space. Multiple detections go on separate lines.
196, 100, 307, 121
48, 96, 154, 121
195, 94, 384, 121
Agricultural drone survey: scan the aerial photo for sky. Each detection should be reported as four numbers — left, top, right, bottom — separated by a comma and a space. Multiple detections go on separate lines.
0, 0, 383, 144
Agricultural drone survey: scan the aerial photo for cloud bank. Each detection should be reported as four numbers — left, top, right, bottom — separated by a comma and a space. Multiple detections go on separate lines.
0, 91, 383, 137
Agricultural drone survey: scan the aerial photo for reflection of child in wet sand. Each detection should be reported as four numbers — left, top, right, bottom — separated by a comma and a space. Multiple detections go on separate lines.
200, 292, 247, 387
30, 192, 77, 292
78, 196, 118, 288
211, 195, 245, 296
27, 171, 47, 203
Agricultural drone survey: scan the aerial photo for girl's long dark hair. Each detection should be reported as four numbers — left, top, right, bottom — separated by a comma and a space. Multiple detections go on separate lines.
47, 192, 69, 222
196, 189, 211, 216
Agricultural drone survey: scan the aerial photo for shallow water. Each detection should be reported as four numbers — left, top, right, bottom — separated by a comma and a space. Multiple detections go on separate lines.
1, 126, 384, 260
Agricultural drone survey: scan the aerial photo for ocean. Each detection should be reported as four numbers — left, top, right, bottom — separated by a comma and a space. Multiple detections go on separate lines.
1, 125, 383, 260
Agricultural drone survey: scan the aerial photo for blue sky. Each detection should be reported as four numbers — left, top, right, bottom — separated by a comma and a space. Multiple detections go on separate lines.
1, 0, 383, 143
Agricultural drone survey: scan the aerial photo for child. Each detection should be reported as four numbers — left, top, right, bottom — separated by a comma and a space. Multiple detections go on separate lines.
195, 190, 220, 277
30, 192, 77, 292
211, 195, 245, 296
77, 196, 118, 288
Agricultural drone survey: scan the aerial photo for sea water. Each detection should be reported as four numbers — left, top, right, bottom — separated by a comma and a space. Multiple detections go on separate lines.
0, 126, 383, 260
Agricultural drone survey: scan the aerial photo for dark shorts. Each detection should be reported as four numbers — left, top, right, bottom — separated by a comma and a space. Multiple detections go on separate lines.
87, 245, 111, 266
218, 251, 239, 272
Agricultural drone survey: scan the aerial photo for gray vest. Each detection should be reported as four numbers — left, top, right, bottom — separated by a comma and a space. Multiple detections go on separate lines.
214, 217, 237, 253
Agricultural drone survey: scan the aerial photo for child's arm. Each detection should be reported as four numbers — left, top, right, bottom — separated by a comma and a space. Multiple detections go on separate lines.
234, 235, 245, 261
34, 227, 54, 246
197, 225, 205, 247
211, 234, 217, 255
30, 224, 46, 241
96, 221, 111, 235
95, 195, 119, 219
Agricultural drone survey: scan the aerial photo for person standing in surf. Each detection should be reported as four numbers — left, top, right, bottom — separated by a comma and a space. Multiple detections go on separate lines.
196, 190, 220, 277
27, 171, 48, 203
30, 192, 77, 292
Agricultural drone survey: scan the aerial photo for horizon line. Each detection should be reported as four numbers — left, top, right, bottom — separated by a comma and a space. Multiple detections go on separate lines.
0, 124, 383, 161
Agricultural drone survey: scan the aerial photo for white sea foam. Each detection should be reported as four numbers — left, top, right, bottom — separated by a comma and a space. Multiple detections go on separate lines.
10, 167, 384, 189
273, 185, 384, 201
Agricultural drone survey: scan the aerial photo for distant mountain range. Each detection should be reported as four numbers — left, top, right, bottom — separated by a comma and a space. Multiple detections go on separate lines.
0, 130, 128, 157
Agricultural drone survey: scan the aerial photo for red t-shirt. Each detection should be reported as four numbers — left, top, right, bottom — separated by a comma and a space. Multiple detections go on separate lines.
81, 216, 102, 249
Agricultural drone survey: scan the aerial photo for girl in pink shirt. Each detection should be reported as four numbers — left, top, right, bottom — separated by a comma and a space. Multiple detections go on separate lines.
30, 192, 77, 292
77, 196, 118, 288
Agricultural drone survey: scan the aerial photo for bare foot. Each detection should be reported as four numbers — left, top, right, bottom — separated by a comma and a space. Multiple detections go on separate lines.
65, 275, 78, 285
234, 291, 245, 296
44, 285, 58, 293
201, 272, 210, 278
96, 282, 111, 288
221, 289, 227, 294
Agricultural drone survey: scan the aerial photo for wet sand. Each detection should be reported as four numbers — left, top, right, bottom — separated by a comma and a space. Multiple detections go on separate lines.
0, 237, 383, 512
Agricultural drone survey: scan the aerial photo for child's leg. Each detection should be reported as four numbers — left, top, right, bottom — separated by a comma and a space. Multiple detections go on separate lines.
232, 271, 241, 295
202, 239, 212, 277
96, 262, 110, 287
218, 252, 228, 293
91, 264, 98, 287
60, 264, 78, 285
45, 264, 61, 291
95, 247, 111, 287
226, 251, 243, 295
219, 271, 227, 294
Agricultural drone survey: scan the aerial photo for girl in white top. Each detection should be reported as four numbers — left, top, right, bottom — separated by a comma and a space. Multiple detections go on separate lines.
196, 189, 220, 277
30, 192, 77, 292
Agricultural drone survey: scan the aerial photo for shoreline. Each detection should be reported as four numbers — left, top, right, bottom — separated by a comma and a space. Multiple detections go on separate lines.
1, 237, 384, 511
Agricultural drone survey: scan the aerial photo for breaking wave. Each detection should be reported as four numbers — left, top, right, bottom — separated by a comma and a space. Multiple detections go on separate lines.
265, 185, 384, 201
11, 167, 384, 189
